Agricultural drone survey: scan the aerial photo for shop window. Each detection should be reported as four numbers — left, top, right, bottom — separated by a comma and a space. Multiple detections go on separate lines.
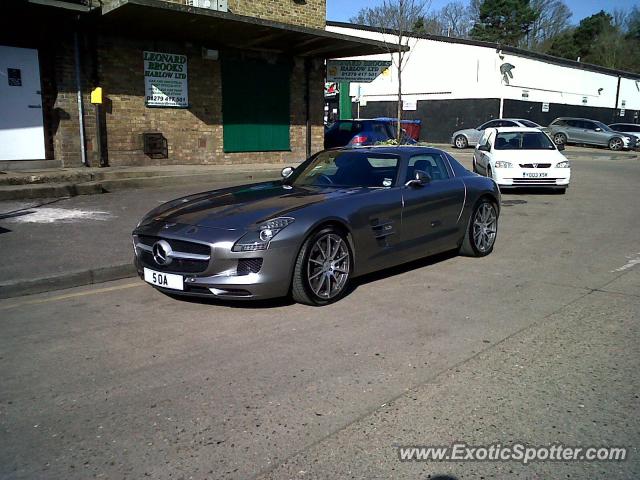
222, 57, 290, 153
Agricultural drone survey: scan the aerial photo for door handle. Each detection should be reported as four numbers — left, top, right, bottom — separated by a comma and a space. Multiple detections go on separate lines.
431, 220, 442, 228
28, 104, 42, 109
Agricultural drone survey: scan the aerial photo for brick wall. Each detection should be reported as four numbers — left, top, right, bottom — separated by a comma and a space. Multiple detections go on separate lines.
95, 35, 324, 167
160, 0, 326, 29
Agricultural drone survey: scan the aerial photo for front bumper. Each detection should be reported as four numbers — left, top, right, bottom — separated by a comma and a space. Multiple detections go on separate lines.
493, 168, 571, 188
133, 226, 298, 300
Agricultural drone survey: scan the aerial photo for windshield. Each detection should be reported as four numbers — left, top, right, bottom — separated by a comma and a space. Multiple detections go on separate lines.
287, 151, 400, 188
495, 132, 556, 150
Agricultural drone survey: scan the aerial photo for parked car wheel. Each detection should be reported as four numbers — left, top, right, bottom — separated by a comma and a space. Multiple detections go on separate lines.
291, 227, 352, 306
454, 135, 468, 149
553, 133, 567, 146
608, 137, 624, 151
459, 199, 498, 257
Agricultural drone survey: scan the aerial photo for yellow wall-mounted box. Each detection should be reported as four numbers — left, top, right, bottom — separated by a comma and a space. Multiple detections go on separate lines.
90, 87, 103, 105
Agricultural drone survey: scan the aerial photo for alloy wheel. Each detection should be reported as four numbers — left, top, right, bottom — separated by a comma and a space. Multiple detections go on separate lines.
609, 138, 623, 150
553, 133, 566, 145
306, 233, 350, 299
472, 203, 497, 253
455, 135, 467, 148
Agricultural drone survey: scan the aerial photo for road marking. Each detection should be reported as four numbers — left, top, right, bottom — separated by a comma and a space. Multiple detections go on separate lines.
611, 252, 640, 272
0, 281, 144, 311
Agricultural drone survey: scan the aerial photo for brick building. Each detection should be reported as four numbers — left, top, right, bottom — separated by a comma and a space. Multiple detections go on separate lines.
0, 0, 389, 169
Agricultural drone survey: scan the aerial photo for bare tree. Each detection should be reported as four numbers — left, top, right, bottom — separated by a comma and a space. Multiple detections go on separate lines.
526, 0, 572, 50
382, 0, 430, 140
439, 1, 473, 37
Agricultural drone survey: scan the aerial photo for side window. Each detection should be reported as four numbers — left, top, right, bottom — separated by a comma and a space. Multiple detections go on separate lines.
552, 119, 566, 127
582, 121, 596, 130
482, 120, 500, 129
501, 120, 518, 127
407, 154, 451, 182
566, 119, 581, 128
630, 125, 640, 133
337, 121, 354, 132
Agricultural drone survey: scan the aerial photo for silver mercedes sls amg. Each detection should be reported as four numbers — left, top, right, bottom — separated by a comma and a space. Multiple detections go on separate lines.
132, 146, 500, 306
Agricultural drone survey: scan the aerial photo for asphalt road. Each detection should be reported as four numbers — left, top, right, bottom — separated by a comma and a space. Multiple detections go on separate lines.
1, 152, 639, 479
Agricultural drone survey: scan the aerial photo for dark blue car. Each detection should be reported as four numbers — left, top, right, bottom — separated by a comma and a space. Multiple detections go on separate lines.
324, 119, 416, 149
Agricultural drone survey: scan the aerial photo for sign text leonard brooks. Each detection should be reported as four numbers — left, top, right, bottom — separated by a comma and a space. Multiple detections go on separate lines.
144, 51, 188, 108
326, 60, 392, 83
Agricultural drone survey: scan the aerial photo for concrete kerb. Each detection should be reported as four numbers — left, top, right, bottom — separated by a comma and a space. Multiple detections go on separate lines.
0, 264, 138, 300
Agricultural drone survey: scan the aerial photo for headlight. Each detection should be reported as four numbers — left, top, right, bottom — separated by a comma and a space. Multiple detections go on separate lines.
494, 161, 513, 168
232, 217, 295, 252
556, 161, 570, 168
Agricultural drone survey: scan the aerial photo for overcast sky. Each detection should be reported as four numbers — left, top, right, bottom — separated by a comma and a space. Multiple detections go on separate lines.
327, 0, 640, 25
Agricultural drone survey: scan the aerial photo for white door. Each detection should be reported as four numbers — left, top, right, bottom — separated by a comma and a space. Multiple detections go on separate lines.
0, 46, 46, 160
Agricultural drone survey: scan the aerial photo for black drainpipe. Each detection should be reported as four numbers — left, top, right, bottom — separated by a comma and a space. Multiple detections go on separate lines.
613, 75, 621, 122
304, 58, 311, 159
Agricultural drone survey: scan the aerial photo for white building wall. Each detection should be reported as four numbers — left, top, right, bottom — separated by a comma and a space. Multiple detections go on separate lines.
327, 24, 640, 111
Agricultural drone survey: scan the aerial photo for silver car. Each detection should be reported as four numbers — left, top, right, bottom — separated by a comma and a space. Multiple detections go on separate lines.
609, 123, 640, 143
132, 146, 500, 306
451, 118, 542, 148
546, 118, 637, 151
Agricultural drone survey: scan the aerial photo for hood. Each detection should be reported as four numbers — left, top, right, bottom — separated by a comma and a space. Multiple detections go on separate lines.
138, 181, 360, 230
454, 128, 481, 139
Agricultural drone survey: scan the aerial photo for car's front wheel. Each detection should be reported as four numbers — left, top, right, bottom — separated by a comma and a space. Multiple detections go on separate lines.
292, 227, 352, 306
454, 135, 468, 149
608, 137, 624, 150
459, 199, 498, 257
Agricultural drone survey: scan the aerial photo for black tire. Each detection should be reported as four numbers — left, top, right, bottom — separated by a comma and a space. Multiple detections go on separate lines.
608, 137, 624, 151
459, 199, 498, 257
553, 133, 567, 146
454, 135, 468, 149
291, 226, 352, 306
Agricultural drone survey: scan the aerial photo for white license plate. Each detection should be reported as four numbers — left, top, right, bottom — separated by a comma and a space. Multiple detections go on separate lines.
144, 268, 183, 291
523, 172, 548, 178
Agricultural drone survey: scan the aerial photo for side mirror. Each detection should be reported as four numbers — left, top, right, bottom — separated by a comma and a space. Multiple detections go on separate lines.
594, 127, 602, 132
478, 144, 491, 152
405, 169, 431, 187
281, 166, 294, 178
557, 143, 565, 151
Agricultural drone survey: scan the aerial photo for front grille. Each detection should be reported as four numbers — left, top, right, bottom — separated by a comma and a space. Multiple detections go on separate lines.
237, 258, 263, 275
136, 235, 211, 273
519, 163, 551, 168
511, 178, 560, 185
137, 235, 210, 255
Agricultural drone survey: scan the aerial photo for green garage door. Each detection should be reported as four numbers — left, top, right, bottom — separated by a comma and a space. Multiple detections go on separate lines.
222, 57, 291, 153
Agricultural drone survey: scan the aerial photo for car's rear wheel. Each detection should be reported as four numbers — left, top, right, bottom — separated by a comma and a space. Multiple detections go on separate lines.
454, 135, 468, 149
459, 199, 498, 257
608, 137, 624, 150
292, 227, 352, 306
553, 133, 567, 146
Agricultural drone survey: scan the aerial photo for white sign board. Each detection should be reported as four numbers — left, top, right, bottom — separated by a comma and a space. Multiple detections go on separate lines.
326, 60, 392, 83
542, 102, 550, 112
402, 99, 417, 111
144, 51, 188, 108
